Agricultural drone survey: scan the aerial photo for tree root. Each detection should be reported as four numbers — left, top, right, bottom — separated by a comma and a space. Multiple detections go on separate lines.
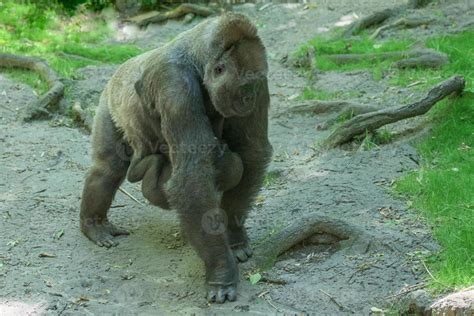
408, 0, 433, 9
127, 3, 215, 27
343, 8, 395, 37
344, 0, 433, 37
277, 100, 378, 118
323, 76, 465, 148
0, 53, 64, 121
369, 17, 433, 40
71, 102, 94, 132
393, 52, 448, 69
322, 48, 447, 68
254, 213, 374, 269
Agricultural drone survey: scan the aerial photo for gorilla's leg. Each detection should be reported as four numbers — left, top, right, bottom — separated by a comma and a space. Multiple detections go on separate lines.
80, 104, 130, 247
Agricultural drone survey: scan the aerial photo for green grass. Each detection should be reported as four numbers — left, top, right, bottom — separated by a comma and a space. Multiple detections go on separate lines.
394, 95, 474, 288
0, 1, 143, 93
2, 68, 49, 93
294, 34, 415, 80
394, 30, 474, 289
263, 169, 282, 188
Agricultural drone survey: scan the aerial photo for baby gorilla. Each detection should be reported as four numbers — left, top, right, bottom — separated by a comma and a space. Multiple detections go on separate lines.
127, 116, 243, 209
127, 143, 244, 210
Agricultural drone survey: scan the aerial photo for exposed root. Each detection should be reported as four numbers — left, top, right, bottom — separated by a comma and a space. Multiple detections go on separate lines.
0, 53, 64, 121
344, 0, 433, 37
322, 48, 446, 67
254, 213, 373, 269
71, 102, 94, 132
282, 100, 377, 116
323, 76, 465, 148
127, 3, 215, 27
408, 0, 433, 9
370, 17, 433, 40
393, 52, 448, 69
343, 8, 395, 37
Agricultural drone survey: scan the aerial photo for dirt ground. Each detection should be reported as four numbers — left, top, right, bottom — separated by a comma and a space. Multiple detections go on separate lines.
1, 1, 473, 314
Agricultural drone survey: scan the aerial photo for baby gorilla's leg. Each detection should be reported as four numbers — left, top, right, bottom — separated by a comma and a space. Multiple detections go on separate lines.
127, 155, 171, 209
127, 146, 243, 208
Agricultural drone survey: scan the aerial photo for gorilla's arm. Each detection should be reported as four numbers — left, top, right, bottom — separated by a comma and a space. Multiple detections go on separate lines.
153, 66, 239, 303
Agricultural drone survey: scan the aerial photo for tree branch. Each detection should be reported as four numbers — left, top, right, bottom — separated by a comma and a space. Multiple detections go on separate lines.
323, 76, 465, 148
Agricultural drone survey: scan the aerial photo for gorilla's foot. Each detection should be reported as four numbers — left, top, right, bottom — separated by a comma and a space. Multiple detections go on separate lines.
81, 219, 129, 248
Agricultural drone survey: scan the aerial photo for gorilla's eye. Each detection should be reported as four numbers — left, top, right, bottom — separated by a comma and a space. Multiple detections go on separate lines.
214, 64, 225, 76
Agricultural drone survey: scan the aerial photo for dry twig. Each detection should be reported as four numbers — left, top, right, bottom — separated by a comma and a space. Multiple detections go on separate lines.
320, 289, 345, 311
119, 187, 144, 206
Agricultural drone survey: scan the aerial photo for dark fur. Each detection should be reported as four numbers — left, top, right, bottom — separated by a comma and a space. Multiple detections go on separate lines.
80, 13, 272, 303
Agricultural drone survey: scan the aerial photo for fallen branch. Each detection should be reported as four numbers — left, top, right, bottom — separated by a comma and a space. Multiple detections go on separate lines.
370, 17, 433, 40
254, 213, 371, 269
323, 76, 465, 148
0, 53, 64, 121
127, 3, 215, 27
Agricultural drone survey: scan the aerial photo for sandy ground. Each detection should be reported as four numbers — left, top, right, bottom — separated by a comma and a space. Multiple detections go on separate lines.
1, 1, 473, 314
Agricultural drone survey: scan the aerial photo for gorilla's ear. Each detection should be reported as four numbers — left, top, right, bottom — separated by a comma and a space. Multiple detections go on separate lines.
211, 13, 258, 53
134, 67, 156, 110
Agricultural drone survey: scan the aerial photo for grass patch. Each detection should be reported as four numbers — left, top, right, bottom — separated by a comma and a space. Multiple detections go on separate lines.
0, 1, 143, 91
301, 87, 344, 100
394, 29, 474, 289
264, 169, 282, 188
2, 68, 49, 94
394, 95, 474, 288
294, 34, 415, 80
355, 129, 394, 151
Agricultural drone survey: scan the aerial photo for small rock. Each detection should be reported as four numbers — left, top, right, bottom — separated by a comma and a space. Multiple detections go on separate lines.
400, 289, 432, 315
80, 279, 93, 288
429, 287, 474, 316
183, 13, 195, 24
